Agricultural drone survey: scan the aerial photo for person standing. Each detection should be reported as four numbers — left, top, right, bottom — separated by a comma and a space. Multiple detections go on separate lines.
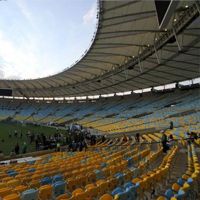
15, 143, 20, 155
56, 142, 60, 152
168, 134, 174, 147
22, 142, 27, 154
135, 133, 140, 143
161, 130, 168, 153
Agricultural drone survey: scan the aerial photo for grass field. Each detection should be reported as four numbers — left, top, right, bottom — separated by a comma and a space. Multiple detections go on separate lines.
0, 121, 67, 155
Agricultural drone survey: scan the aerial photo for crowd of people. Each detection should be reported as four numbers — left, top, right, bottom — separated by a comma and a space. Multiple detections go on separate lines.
67, 124, 97, 152
7, 124, 100, 156
1, 122, 199, 157
7, 129, 67, 156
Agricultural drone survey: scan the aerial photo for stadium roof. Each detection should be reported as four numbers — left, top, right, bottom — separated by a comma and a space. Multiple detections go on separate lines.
0, 0, 199, 97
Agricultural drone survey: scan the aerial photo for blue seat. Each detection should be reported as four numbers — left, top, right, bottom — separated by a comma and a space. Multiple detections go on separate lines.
127, 157, 133, 167
100, 162, 107, 168
94, 169, 104, 180
187, 178, 193, 185
174, 189, 185, 200
135, 182, 140, 188
27, 168, 36, 173
28, 160, 36, 165
53, 181, 66, 197
114, 172, 122, 178
125, 186, 137, 200
8, 171, 18, 177
53, 174, 63, 182
7, 169, 15, 174
111, 187, 123, 196
40, 177, 52, 185
165, 189, 174, 199
177, 178, 184, 186
115, 173, 124, 185
124, 181, 134, 189
21, 189, 38, 200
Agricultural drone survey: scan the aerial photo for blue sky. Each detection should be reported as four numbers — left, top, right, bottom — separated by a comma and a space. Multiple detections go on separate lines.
0, 0, 97, 79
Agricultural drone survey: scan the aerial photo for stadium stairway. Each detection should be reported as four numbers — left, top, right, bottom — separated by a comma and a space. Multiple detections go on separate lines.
154, 145, 188, 198
156, 144, 200, 200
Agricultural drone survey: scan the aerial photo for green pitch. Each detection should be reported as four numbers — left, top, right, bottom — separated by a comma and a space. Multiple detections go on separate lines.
0, 121, 66, 155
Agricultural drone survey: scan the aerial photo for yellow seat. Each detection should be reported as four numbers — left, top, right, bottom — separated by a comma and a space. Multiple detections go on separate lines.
2, 177, 13, 182
72, 188, 84, 196
39, 184, 53, 200
29, 180, 40, 188
3, 193, 20, 200
56, 193, 70, 200
0, 188, 12, 198
97, 180, 109, 196
99, 194, 113, 200
7, 179, 20, 188
13, 185, 28, 193
181, 182, 190, 191
71, 191, 88, 200
132, 177, 142, 184
67, 178, 77, 192
85, 185, 98, 199
85, 183, 95, 190
0, 183, 7, 189
172, 183, 180, 192
0, 173, 7, 180
182, 174, 189, 180
156, 196, 166, 200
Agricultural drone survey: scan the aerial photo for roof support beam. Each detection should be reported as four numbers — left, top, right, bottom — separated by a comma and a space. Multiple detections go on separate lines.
84, 58, 118, 65
103, 11, 155, 21
104, 1, 140, 12
89, 51, 130, 57
103, 13, 155, 28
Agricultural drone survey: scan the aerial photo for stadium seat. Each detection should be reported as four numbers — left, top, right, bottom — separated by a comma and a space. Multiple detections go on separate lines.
2, 193, 20, 200
40, 177, 52, 186
53, 174, 63, 183
85, 184, 98, 199
53, 181, 66, 197
111, 187, 123, 196
7, 179, 20, 188
0, 188, 12, 198
29, 180, 40, 188
114, 190, 131, 200
0, 183, 7, 189
13, 185, 28, 193
21, 189, 38, 200
99, 194, 113, 200
39, 184, 53, 200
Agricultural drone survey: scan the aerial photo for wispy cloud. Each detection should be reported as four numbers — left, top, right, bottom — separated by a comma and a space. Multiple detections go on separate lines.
0, 0, 97, 80
16, 0, 35, 27
0, 30, 39, 79
83, 3, 97, 25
